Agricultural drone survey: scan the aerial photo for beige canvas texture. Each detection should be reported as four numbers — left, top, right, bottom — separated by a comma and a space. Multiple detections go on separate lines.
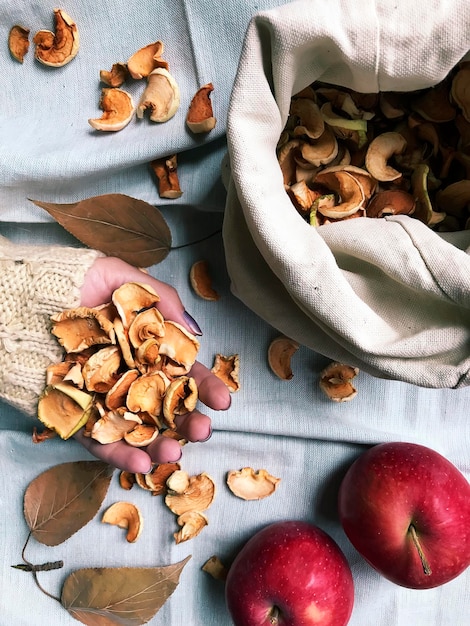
223, 0, 470, 388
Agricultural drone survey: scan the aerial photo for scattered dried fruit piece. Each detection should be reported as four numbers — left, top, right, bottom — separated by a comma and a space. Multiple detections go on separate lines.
8, 25, 30, 63
124, 423, 160, 447
127, 40, 166, 79
100, 62, 129, 87
186, 83, 217, 133
112, 282, 160, 329
33, 9, 79, 67
51, 307, 116, 353
82, 345, 122, 393
174, 510, 208, 543
226, 467, 281, 500
365, 131, 407, 182
202, 555, 228, 581
88, 87, 135, 132
137, 67, 180, 123
32, 426, 57, 443
91, 408, 142, 444
211, 354, 240, 392
190, 260, 220, 301
150, 155, 183, 199
267, 336, 300, 380
319, 361, 359, 402
102, 501, 143, 543
165, 471, 216, 515
158, 321, 200, 373
162, 376, 198, 429
119, 470, 136, 490
37, 384, 93, 439
144, 463, 181, 495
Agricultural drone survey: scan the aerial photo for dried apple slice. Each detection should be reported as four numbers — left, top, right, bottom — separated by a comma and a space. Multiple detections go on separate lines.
190, 260, 220, 301
124, 423, 159, 447
186, 83, 217, 133
174, 510, 208, 544
127, 40, 166, 79
51, 307, 116, 353
37, 384, 93, 439
319, 362, 359, 402
267, 336, 299, 380
165, 471, 216, 515
144, 462, 181, 495
8, 25, 30, 62
88, 88, 135, 132
226, 467, 281, 500
211, 353, 240, 392
102, 501, 143, 542
202, 555, 228, 581
33, 9, 79, 67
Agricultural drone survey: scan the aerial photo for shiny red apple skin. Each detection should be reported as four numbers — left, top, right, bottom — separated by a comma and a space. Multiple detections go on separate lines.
338, 442, 470, 589
225, 520, 354, 626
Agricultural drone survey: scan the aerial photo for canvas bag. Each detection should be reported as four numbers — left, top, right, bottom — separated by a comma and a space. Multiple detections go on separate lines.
223, 0, 470, 388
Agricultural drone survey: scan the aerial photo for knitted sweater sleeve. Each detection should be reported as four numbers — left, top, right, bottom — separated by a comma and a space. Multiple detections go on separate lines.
0, 236, 102, 419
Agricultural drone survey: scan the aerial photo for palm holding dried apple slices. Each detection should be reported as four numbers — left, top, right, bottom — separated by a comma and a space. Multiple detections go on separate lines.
37, 281, 210, 453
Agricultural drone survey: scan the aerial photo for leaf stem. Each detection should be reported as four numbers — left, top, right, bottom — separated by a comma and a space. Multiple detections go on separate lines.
18, 531, 62, 603
170, 228, 222, 250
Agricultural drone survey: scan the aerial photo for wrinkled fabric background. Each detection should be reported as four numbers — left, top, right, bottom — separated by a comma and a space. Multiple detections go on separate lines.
1, 1, 469, 625
224, 0, 470, 389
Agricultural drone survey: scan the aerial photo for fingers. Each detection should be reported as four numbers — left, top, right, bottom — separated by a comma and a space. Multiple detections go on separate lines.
146, 435, 183, 464
74, 430, 153, 474
190, 361, 231, 410
80, 257, 202, 336
174, 411, 212, 442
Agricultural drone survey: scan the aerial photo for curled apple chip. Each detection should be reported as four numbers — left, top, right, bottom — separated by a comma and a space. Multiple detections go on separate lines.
124, 423, 160, 447
88, 88, 135, 132
37, 383, 93, 440
100, 62, 129, 87
165, 471, 216, 515
119, 470, 136, 490
33, 9, 79, 67
127, 40, 166, 79
112, 282, 161, 329
226, 467, 281, 500
150, 155, 183, 200
9, 25, 30, 62
211, 353, 240, 392
102, 501, 143, 543
190, 259, 220, 301
143, 462, 181, 495
319, 361, 359, 402
186, 83, 217, 134
267, 336, 299, 380
202, 555, 228, 581
174, 510, 208, 544
50, 307, 116, 353
162, 376, 198, 429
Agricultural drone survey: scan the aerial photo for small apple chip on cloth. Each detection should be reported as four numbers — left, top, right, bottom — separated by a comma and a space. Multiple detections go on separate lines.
226, 467, 280, 500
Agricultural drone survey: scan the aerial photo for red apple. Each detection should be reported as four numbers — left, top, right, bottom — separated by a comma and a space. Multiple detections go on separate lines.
338, 441, 470, 589
225, 520, 354, 626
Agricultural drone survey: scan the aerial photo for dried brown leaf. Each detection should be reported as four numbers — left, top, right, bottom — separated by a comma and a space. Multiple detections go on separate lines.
23, 461, 114, 546
61, 556, 191, 625
29, 194, 172, 267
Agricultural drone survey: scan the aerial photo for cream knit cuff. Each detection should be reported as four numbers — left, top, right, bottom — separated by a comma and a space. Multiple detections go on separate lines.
0, 236, 102, 418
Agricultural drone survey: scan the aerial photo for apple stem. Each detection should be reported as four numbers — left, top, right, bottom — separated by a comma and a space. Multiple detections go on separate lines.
409, 524, 432, 576
269, 606, 280, 625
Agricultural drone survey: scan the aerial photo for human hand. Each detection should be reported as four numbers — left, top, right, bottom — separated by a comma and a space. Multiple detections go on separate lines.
76, 256, 231, 474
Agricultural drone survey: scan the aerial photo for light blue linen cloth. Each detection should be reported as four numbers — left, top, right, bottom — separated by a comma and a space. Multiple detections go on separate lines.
0, 1, 469, 625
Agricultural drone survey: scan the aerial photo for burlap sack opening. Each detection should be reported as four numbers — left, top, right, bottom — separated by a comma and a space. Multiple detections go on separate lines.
223, 0, 470, 388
